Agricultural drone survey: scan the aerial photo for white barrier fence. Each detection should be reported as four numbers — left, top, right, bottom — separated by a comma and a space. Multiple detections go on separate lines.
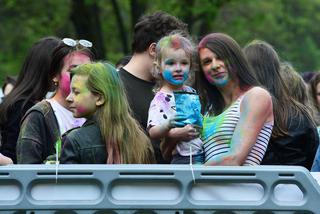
0, 165, 319, 213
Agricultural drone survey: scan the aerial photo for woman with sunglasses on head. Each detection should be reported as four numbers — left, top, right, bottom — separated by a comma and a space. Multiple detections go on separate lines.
16, 38, 94, 164
0, 37, 61, 164
196, 33, 274, 166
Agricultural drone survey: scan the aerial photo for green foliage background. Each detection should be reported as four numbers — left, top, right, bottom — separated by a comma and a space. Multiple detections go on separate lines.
1, 0, 320, 85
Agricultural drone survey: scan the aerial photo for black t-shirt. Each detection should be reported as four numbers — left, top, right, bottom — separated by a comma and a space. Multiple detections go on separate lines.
118, 68, 155, 131
118, 68, 169, 164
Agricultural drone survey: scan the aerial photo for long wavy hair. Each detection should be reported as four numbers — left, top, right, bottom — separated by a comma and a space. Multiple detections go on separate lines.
71, 62, 155, 164
0, 37, 61, 124
280, 62, 310, 106
196, 33, 260, 115
243, 40, 315, 137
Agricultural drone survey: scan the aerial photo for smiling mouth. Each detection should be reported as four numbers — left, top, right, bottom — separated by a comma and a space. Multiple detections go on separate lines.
213, 73, 225, 78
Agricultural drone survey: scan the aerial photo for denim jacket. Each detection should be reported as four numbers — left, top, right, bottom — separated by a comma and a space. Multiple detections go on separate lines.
60, 120, 107, 164
17, 100, 60, 164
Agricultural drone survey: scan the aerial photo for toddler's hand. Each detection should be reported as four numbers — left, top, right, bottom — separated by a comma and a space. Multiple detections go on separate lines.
169, 124, 200, 141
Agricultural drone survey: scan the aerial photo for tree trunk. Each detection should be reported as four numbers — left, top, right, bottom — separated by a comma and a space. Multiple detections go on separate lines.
70, 0, 105, 59
111, 0, 129, 54
180, 0, 195, 33
130, 0, 147, 29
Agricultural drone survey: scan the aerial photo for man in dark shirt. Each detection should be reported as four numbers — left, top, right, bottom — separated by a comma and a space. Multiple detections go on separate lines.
119, 11, 188, 163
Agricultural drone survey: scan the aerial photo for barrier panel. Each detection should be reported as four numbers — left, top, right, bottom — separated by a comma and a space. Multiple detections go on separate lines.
0, 164, 319, 213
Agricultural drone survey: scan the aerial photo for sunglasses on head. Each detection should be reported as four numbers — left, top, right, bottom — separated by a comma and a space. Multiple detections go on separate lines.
62, 38, 93, 48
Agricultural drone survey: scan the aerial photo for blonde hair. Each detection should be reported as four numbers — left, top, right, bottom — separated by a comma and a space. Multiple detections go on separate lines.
72, 62, 155, 164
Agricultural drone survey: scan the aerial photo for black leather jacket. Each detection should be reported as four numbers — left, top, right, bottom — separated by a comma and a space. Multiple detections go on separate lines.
60, 120, 107, 164
261, 116, 319, 170
17, 100, 60, 164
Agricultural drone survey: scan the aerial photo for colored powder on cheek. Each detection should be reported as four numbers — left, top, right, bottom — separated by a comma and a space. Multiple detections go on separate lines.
215, 78, 229, 87
205, 73, 215, 84
76, 106, 87, 115
60, 72, 71, 98
163, 69, 185, 85
183, 71, 188, 80
163, 69, 174, 81
204, 72, 229, 87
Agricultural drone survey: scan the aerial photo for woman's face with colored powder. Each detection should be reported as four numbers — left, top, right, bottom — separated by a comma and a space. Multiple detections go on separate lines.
66, 74, 99, 119
199, 47, 230, 87
58, 52, 91, 98
160, 48, 190, 86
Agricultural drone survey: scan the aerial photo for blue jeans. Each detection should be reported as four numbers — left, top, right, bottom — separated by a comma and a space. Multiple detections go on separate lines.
171, 152, 204, 164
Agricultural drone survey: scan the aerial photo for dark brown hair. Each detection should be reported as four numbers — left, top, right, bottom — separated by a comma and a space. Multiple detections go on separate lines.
196, 33, 259, 115
0, 37, 61, 124
132, 11, 188, 53
244, 40, 315, 137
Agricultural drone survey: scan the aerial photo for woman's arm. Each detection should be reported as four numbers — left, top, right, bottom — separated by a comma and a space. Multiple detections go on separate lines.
205, 87, 273, 166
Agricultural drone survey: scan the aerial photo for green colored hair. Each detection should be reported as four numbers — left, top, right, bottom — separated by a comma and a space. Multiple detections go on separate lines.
71, 62, 155, 164
155, 32, 194, 65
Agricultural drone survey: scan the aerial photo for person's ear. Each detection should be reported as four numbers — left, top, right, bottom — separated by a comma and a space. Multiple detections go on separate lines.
148, 42, 156, 58
52, 76, 59, 86
153, 61, 160, 71
95, 94, 105, 106
153, 61, 162, 76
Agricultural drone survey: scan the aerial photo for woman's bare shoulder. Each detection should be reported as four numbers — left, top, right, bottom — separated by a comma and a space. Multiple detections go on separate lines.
244, 86, 271, 99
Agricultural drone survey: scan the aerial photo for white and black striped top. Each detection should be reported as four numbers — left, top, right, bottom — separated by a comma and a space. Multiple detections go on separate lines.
202, 96, 273, 165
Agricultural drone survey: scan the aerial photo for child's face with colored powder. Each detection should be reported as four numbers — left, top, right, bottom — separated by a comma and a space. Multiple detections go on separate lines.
160, 48, 190, 87
67, 74, 99, 119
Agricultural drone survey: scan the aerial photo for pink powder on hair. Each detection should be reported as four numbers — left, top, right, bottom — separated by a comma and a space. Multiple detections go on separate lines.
171, 37, 181, 49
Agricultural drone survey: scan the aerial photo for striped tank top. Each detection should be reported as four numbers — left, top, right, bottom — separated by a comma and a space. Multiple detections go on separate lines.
201, 96, 273, 165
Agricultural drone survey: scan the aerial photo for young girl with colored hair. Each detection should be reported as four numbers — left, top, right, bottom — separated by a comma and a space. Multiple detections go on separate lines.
147, 33, 203, 164
60, 62, 155, 164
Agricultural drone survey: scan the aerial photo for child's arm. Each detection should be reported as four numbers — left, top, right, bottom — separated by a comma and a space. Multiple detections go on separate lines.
159, 124, 200, 160
148, 122, 171, 139
167, 124, 200, 141
149, 119, 199, 140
